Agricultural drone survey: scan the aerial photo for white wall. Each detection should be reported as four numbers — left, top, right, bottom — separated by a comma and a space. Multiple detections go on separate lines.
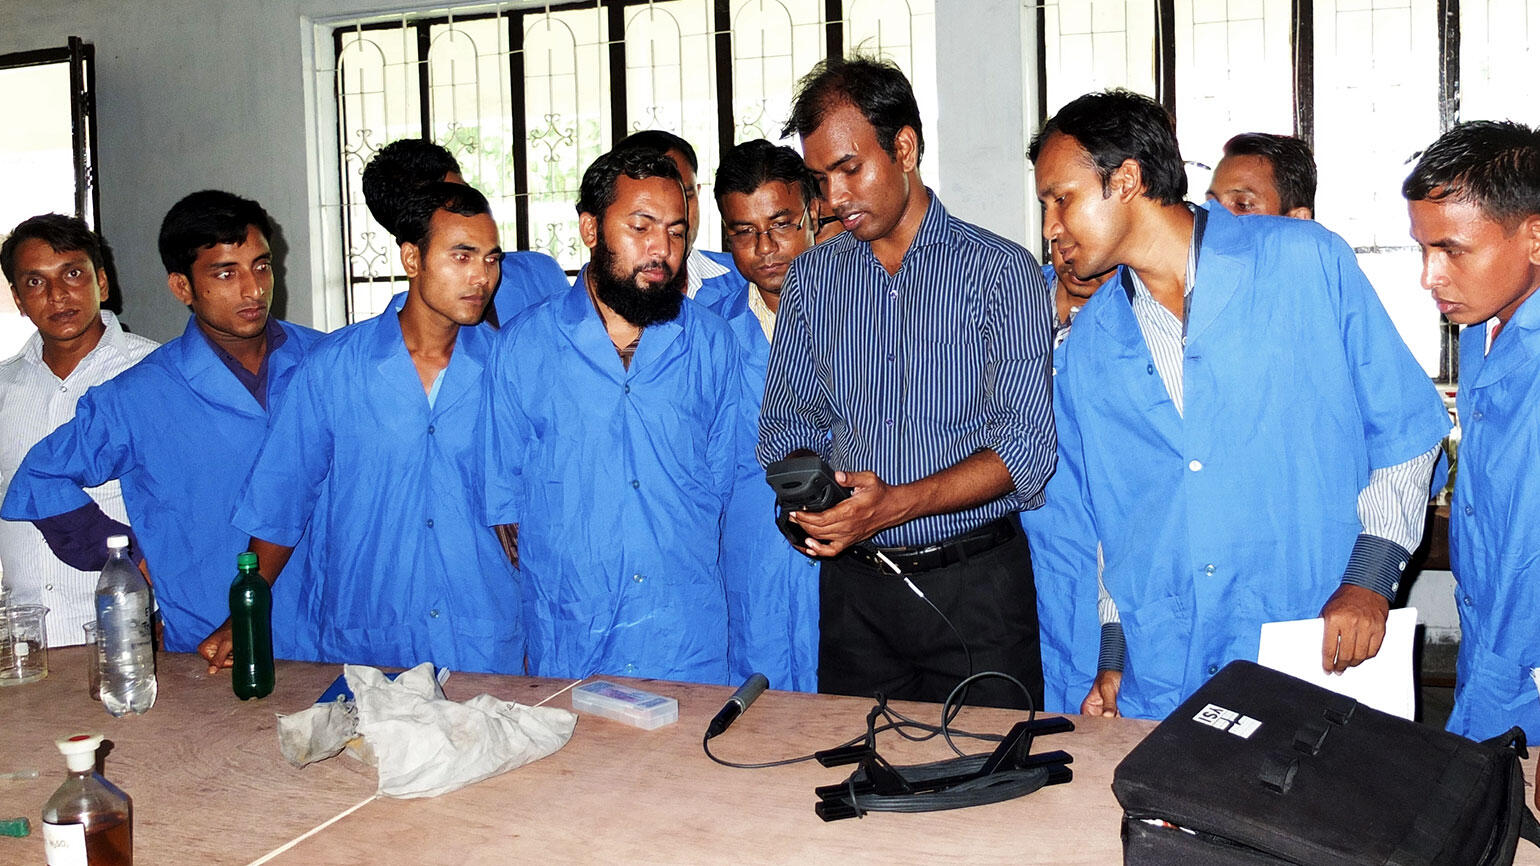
1, 0, 1037, 342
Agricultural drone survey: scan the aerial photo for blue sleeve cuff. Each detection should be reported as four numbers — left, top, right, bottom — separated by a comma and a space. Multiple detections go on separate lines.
1341, 533, 1412, 602
1098, 621, 1126, 672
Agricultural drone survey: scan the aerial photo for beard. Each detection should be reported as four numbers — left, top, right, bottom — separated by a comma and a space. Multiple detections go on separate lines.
590, 233, 686, 328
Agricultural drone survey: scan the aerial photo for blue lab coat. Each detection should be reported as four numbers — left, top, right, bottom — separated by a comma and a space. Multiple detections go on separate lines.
483, 277, 742, 683
234, 295, 522, 673
1446, 290, 1540, 742
690, 249, 750, 320
492, 250, 572, 326
1021, 268, 1102, 714
697, 284, 820, 693
1051, 207, 1450, 719
0, 316, 322, 654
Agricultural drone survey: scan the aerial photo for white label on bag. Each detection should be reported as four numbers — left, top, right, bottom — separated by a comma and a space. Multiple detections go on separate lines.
43, 821, 88, 866
1193, 703, 1261, 739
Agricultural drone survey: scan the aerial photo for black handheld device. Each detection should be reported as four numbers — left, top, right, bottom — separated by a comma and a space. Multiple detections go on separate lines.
764, 456, 851, 547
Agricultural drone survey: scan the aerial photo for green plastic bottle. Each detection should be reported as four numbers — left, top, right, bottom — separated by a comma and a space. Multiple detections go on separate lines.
229, 551, 274, 700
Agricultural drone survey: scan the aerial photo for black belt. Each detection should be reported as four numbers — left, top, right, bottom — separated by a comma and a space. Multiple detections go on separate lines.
846, 517, 1019, 574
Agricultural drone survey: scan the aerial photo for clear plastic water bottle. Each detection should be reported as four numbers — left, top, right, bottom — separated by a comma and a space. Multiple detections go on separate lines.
96, 535, 157, 716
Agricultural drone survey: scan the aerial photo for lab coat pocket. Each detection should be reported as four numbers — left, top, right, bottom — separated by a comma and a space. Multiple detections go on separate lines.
1118, 594, 1193, 719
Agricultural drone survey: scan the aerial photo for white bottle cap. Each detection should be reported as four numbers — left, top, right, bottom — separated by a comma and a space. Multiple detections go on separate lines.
55, 734, 103, 772
106, 535, 128, 550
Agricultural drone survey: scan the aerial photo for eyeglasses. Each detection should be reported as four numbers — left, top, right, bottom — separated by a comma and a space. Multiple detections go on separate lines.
725, 217, 808, 250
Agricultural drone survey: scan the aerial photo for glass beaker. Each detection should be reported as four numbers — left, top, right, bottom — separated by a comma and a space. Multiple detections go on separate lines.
0, 604, 49, 686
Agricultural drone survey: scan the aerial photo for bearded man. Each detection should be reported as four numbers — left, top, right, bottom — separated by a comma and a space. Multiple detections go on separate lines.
481, 147, 744, 683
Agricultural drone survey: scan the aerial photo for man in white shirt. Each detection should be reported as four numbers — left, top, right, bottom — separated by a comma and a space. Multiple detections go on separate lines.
0, 214, 157, 646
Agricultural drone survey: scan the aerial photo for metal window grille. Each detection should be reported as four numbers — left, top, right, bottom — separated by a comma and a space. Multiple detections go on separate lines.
327, 0, 935, 323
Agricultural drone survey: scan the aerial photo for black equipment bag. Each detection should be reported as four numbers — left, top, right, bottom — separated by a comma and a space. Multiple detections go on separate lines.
1112, 660, 1540, 865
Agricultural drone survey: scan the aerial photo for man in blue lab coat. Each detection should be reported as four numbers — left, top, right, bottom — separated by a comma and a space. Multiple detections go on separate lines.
222, 183, 521, 673
482, 147, 741, 684
708, 139, 823, 692
1405, 121, 1540, 742
1029, 90, 1450, 720
1, 191, 322, 656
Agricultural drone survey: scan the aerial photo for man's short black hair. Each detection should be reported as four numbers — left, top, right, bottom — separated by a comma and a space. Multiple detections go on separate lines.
615, 130, 698, 173
1403, 120, 1540, 230
393, 181, 494, 249
1029, 89, 1187, 207
362, 138, 463, 235
781, 55, 924, 163
1222, 132, 1318, 214
1, 213, 105, 286
577, 148, 683, 219
157, 190, 274, 277
713, 139, 817, 210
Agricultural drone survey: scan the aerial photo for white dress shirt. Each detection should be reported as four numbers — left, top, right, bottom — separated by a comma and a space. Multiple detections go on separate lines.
0, 311, 157, 645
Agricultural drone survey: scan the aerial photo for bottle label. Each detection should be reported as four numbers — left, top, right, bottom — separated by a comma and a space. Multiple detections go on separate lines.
43, 821, 88, 866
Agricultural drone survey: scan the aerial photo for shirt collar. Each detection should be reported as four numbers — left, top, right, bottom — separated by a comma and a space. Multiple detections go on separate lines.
685, 248, 729, 299
20, 310, 127, 368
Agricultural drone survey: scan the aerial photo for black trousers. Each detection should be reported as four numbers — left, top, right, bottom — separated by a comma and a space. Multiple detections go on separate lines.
817, 527, 1043, 710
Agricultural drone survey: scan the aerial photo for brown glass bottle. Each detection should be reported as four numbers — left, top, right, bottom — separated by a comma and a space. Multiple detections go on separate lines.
42, 734, 133, 865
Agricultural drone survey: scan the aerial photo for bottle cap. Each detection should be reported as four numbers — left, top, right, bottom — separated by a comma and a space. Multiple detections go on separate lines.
106, 535, 128, 550
237, 552, 258, 569
54, 734, 103, 773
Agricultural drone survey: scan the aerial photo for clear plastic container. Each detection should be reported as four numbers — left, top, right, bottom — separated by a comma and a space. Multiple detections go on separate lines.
95, 536, 156, 716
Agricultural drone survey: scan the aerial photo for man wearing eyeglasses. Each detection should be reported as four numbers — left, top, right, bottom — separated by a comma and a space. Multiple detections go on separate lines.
702, 139, 822, 692
760, 58, 1055, 709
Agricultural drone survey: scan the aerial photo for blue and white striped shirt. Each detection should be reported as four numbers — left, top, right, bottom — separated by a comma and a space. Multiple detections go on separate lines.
757, 192, 1056, 547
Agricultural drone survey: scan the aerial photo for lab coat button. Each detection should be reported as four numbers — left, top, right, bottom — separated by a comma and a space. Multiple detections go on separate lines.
631, 479, 640, 489
632, 573, 644, 583
1207, 664, 1219, 675
1188, 459, 1203, 472
1146, 364, 1155, 375
1464, 505, 1473, 515
427, 425, 435, 434
624, 385, 630, 394
1471, 411, 1482, 421
426, 518, 435, 528
1204, 564, 1215, 576
429, 609, 440, 618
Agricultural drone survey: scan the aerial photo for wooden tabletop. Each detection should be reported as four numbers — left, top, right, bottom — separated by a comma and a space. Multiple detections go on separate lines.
1, 648, 1535, 865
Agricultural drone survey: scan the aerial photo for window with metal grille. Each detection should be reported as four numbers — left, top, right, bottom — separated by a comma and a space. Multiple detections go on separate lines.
1034, 0, 1540, 384
327, 0, 936, 323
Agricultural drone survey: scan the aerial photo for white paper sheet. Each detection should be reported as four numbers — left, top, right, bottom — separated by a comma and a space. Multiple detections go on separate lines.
1257, 607, 1418, 719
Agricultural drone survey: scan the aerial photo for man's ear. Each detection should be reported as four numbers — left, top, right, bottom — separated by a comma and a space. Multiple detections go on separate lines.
400, 240, 422, 279
1108, 158, 1143, 202
893, 125, 921, 174
579, 212, 600, 251
167, 272, 194, 306
95, 268, 110, 304
1286, 206, 1314, 220
1524, 214, 1540, 267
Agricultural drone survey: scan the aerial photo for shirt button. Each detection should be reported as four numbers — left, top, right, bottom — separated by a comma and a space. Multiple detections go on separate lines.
632, 573, 645, 583
1204, 564, 1215, 576
426, 518, 435, 528
885, 419, 893, 427
1207, 664, 1219, 675
429, 609, 440, 618
886, 353, 894, 362
631, 479, 640, 489
1188, 459, 1203, 472
45, 583, 54, 591
427, 425, 435, 434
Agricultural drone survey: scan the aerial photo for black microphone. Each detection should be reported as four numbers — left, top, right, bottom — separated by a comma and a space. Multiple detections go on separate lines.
705, 673, 770, 740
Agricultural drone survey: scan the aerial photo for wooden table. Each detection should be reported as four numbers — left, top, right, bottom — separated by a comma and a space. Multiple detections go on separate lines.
1, 649, 1535, 865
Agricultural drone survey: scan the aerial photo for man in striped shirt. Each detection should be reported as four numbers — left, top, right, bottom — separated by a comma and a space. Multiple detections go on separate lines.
759, 57, 1056, 709
0, 215, 158, 646
1030, 90, 1449, 720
